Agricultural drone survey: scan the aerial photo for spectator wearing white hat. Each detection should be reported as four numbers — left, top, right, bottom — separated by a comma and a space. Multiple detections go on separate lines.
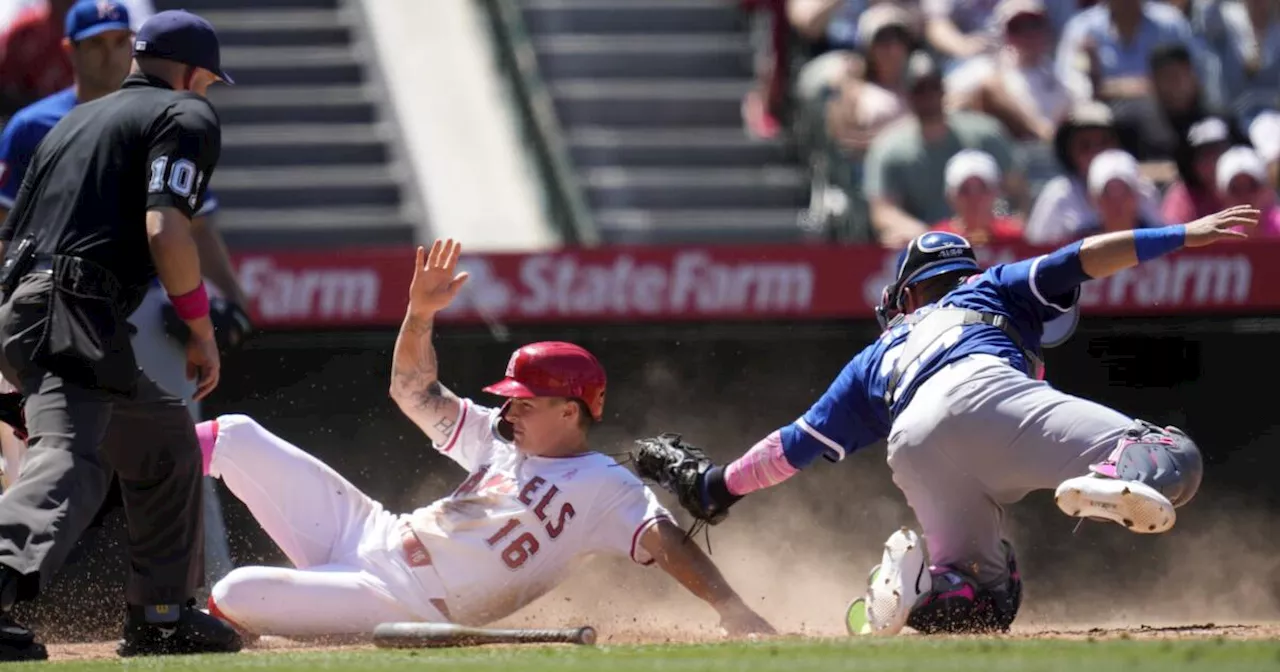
946, 0, 1076, 142
1085, 149, 1161, 237
932, 149, 1024, 243
1216, 145, 1280, 236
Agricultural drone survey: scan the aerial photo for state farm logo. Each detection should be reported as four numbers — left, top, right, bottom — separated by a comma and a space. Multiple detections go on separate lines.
447, 251, 814, 318
443, 257, 513, 317
238, 257, 380, 320
859, 247, 1249, 311
1082, 254, 1251, 307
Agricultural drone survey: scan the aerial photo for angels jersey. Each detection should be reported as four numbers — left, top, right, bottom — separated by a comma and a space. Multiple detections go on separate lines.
406, 400, 672, 625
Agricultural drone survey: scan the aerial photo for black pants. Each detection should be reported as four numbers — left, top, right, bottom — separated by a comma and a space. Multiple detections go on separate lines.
0, 272, 203, 606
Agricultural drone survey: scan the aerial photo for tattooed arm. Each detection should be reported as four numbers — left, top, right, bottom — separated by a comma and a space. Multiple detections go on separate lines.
390, 239, 470, 445
389, 310, 464, 445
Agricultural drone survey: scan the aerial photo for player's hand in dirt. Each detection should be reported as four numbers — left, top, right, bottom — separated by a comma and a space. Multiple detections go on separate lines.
716, 600, 777, 638
1182, 205, 1260, 247
408, 238, 470, 316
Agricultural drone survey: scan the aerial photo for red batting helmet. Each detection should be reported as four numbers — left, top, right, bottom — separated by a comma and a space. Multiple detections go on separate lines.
483, 342, 607, 421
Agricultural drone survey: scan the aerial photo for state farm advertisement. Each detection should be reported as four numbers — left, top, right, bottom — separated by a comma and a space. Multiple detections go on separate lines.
229, 242, 1280, 329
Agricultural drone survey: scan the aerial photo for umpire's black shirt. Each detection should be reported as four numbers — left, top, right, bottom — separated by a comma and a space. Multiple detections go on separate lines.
0, 72, 220, 314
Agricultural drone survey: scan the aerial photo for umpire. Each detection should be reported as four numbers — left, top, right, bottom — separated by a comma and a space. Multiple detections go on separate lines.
0, 10, 241, 660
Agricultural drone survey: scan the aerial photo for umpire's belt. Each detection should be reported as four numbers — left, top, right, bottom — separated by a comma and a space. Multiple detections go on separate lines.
32, 254, 123, 302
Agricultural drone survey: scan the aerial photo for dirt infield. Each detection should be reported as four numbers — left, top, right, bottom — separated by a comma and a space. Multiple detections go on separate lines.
41, 622, 1280, 661
1013, 622, 1280, 641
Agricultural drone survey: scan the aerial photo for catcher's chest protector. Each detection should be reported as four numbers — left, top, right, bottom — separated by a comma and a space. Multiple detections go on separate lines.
884, 307, 1044, 407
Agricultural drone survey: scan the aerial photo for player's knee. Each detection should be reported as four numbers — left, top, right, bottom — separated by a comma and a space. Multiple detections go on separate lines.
1114, 421, 1203, 508
908, 542, 1021, 635
211, 566, 287, 632
908, 571, 1021, 634
210, 568, 254, 628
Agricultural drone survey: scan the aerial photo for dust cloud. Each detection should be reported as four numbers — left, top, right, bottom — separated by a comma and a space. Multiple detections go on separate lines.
491, 363, 1280, 638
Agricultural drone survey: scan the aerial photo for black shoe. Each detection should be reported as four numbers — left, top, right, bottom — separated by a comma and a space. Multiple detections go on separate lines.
117, 601, 242, 657
0, 612, 46, 661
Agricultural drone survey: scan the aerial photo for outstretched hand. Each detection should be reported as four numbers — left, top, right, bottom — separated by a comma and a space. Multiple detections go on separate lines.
1183, 205, 1260, 248
408, 239, 470, 316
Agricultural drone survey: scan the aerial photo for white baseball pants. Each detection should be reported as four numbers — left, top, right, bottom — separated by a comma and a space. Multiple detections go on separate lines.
207, 415, 447, 636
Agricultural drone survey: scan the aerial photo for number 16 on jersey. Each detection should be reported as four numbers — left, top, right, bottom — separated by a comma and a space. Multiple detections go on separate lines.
484, 476, 575, 570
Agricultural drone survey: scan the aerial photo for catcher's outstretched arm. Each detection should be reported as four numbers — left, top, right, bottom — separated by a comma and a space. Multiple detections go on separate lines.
719, 430, 797, 495
639, 519, 775, 637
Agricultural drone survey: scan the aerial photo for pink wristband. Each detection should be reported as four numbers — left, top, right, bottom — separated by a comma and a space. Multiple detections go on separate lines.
169, 283, 210, 320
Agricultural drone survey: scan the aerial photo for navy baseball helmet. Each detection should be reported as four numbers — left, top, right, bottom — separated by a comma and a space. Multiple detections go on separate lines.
875, 231, 981, 328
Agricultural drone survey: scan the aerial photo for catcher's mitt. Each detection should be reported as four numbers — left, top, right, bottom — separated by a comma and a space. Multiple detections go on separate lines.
632, 433, 734, 525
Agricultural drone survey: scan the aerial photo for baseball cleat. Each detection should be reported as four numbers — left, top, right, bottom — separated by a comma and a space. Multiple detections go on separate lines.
860, 527, 930, 636
1054, 475, 1175, 534
845, 597, 871, 636
845, 562, 882, 636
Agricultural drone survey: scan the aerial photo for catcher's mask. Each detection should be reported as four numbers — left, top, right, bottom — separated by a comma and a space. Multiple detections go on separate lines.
875, 231, 981, 329
484, 342, 607, 437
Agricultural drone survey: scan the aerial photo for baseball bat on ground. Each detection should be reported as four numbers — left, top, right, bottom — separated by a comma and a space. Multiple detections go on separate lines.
372, 622, 597, 649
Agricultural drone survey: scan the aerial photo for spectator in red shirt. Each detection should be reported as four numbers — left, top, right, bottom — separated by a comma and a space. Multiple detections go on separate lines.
0, 0, 76, 115
932, 149, 1024, 244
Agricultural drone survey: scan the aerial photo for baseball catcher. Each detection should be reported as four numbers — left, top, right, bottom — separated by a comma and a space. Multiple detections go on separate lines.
634, 206, 1258, 636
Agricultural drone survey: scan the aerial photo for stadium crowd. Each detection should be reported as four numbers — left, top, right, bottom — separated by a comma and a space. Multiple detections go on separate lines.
744, 0, 1280, 246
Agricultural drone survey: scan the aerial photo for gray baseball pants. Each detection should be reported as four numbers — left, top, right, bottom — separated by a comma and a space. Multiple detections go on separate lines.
886, 354, 1132, 587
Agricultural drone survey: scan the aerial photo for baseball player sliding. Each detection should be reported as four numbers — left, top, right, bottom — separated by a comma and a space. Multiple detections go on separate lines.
635, 206, 1260, 636
200, 239, 774, 638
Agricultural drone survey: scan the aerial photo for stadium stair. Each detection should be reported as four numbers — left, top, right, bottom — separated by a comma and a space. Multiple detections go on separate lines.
153, 0, 416, 249
520, 0, 811, 244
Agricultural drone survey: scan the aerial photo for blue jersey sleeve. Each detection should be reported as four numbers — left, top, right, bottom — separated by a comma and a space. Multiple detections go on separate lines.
0, 116, 37, 208
195, 188, 219, 217
986, 241, 1090, 322
779, 345, 891, 468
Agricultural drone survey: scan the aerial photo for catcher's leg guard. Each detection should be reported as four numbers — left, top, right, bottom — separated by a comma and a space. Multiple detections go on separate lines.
906, 541, 1022, 635
1055, 420, 1202, 533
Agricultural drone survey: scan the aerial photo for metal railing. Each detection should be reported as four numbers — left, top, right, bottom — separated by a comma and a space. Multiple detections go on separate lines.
477, 0, 599, 246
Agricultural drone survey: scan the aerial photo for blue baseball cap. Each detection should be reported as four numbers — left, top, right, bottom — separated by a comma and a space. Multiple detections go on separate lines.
65, 0, 131, 42
133, 10, 233, 84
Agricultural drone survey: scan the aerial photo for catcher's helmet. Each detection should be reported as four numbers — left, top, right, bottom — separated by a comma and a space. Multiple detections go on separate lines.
875, 231, 981, 329
483, 341, 607, 421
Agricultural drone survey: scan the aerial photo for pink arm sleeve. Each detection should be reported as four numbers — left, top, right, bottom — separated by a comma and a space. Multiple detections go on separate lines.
723, 430, 798, 496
